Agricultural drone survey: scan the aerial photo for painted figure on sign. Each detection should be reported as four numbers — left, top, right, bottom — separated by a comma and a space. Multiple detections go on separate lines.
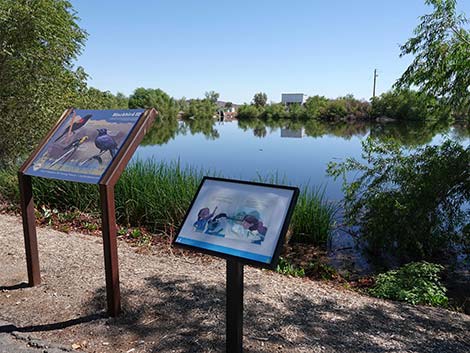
230, 211, 267, 244
241, 215, 267, 244
193, 207, 217, 232
205, 213, 228, 236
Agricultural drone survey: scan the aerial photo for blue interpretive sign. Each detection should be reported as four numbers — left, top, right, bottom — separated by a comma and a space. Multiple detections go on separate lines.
24, 109, 145, 184
174, 177, 299, 268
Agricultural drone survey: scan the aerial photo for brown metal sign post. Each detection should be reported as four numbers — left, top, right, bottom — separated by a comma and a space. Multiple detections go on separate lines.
18, 108, 157, 317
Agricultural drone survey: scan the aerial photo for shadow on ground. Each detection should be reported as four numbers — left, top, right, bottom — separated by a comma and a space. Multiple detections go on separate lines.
76, 276, 470, 353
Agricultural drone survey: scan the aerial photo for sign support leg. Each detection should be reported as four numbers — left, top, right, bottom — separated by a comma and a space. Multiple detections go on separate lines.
226, 259, 244, 353
99, 184, 121, 317
18, 172, 41, 286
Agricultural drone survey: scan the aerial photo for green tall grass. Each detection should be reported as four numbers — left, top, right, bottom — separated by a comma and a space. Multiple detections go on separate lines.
291, 187, 338, 245
0, 159, 337, 247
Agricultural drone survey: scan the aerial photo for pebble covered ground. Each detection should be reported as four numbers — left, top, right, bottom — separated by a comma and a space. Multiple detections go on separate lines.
0, 214, 469, 353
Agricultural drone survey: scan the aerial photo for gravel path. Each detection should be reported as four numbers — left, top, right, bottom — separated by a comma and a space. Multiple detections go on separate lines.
0, 214, 469, 353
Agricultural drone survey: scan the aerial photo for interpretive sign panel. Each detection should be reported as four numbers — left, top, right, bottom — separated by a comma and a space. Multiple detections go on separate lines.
19, 107, 157, 317
24, 109, 146, 184
174, 177, 299, 268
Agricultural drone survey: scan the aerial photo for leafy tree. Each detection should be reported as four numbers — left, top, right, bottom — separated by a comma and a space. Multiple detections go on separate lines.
128, 87, 179, 123
236, 104, 261, 120
204, 91, 219, 104
224, 101, 233, 109
0, 0, 87, 162
262, 103, 287, 120
253, 92, 268, 107
371, 89, 449, 121
75, 87, 128, 109
305, 95, 329, 119
328, 138, 470, 264
396, 0, 470, 114
183, 98, 217, 120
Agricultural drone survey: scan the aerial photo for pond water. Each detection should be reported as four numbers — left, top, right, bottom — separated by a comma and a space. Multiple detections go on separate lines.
135, 119, 470, 202
135, 118, 470, 278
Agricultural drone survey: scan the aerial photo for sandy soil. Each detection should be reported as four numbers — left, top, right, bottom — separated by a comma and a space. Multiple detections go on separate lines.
0, 214, 469, 353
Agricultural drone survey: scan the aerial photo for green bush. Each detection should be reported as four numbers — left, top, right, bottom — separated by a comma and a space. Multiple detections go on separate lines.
371, 89, 450, 121
369, 261, 448, 307
0, 0, 87, 162
276, 257, 305, 277
328, 138, 470, 263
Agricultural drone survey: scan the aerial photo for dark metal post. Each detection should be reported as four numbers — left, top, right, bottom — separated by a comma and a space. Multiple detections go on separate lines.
18, 172, 41, 286
226, 259, 244, 353
99, 184, 121, 317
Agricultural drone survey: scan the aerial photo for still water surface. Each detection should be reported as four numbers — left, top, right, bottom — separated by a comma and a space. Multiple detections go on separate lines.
135, 119, 469, 201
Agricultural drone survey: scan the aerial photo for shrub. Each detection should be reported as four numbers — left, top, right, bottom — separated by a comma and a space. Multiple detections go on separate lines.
276, 257, 305, 277
371, 89, 450, 121
369, 261, 448, 307
328, 138, 470, 263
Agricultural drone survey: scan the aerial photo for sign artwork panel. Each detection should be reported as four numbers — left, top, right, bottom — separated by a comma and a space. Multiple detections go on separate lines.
174, 177, 298, 267
24, 109, 145, 184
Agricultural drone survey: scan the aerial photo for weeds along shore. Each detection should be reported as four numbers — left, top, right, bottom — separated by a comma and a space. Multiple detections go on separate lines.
0, 159, 337, 248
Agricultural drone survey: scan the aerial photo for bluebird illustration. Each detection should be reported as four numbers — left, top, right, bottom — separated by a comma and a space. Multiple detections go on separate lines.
54, 113, 92, 142
95, 128, 118, 158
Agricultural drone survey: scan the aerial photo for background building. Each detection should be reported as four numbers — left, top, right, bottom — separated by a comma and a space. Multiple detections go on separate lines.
281, 93, 308, 105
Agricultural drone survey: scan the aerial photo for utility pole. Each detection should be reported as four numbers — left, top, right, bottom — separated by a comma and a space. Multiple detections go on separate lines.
373, 69, 378, 98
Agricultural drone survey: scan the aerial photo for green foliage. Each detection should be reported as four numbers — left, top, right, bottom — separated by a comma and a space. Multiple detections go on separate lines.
276, 257, 305, 277
369, 261, 448, 307
371, 89, 450, 121
183, 96, 218, 120
204, 91, 219, 104
128, 87, 179, 123
236, 104, 262, 119
74, 87, 128, 109
304, 95, 329, 118
0, 165, 19, 201
328, 138, 470, 263
0, 160, 335, 247
0, 0, 87, 162
397, 0, 470, 114
305, 261, 337, 280
253, 92, 268, 107
291, 187, 338, 246
239, 95, 370, 121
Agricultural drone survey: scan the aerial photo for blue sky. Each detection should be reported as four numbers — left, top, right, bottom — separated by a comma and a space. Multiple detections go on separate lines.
72, 0, 469, 104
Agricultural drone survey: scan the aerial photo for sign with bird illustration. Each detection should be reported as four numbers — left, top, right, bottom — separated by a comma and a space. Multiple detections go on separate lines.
24, 109, 147, 183
174, 177, 299, 268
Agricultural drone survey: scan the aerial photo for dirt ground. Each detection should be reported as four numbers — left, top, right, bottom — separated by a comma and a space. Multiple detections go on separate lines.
0, 214, 469, 353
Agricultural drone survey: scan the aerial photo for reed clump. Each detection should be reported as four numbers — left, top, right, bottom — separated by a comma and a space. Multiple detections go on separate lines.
1, 159, 337, 247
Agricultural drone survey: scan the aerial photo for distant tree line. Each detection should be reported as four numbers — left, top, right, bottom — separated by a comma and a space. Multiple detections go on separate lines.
1, 0, 467, 163
237, 90, 453, 122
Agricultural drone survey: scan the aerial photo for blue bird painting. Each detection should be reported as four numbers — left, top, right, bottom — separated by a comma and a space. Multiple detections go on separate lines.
95, 128, 118, 158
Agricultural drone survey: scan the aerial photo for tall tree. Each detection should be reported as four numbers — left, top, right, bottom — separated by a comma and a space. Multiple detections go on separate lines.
0, 0, 87, 162
396, 0, 470, 113
128, 87, 179, 122
204, 91, 219, 104
253, 92, 268, 107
